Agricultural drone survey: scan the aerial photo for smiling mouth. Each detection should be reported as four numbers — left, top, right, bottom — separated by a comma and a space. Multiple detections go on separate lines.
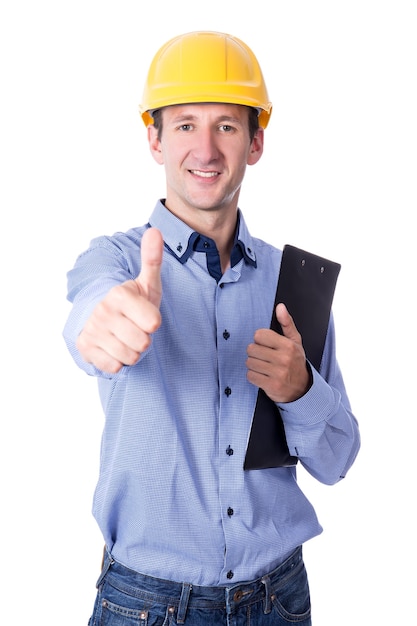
189, 170, 219, 178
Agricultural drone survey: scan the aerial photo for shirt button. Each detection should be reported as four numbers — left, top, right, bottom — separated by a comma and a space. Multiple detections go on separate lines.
227, 570, 234, 580
224, 387, 232, 397
223, 330, 230, 340
227, 507, 234, 517
226, 446, 234, 456
203, 241, 210, 248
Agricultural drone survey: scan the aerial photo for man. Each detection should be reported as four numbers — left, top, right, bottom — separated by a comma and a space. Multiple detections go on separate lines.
64, 31, 360, 626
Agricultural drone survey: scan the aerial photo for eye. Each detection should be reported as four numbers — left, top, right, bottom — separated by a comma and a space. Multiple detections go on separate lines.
179, 124, 193, 131
219, 124, 233, 132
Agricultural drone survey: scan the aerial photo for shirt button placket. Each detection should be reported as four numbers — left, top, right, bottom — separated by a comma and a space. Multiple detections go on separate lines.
220, 295, 235, 582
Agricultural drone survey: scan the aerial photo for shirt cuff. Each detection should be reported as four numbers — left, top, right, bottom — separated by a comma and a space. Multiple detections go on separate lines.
277, 365, 339, 427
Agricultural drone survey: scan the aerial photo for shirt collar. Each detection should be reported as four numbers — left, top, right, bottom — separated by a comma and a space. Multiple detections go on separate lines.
148, 199, 257, 268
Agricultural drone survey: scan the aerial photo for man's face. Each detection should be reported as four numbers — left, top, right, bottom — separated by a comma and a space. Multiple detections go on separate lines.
148, 103, 263, 220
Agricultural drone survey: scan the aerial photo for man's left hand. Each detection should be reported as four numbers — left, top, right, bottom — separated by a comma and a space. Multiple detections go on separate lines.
246, 303, 311, 403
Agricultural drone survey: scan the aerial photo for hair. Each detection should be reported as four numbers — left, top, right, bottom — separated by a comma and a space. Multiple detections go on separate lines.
151, 106, 260, 142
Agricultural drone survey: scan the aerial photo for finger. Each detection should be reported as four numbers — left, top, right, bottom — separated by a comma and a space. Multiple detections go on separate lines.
275, 303, 301, 343
76, 332, 129, 374
135, 227, 163, 308
78, 315, 150, 367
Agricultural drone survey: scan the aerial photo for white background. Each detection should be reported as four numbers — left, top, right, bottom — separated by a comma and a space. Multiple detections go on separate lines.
1, 1, 416, 624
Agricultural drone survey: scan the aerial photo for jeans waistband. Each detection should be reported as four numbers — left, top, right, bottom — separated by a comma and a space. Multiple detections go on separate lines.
99, 546, 304, 623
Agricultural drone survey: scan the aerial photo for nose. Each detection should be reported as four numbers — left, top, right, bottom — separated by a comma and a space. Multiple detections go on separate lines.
192, 127, 220, 163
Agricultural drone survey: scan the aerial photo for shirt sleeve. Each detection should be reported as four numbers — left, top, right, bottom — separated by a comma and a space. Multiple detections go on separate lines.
62, 237, 135, 379
277, 316, 361, 485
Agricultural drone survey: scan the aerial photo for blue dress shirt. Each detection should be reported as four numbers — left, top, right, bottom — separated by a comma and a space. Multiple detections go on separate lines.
63, 200, 360, 586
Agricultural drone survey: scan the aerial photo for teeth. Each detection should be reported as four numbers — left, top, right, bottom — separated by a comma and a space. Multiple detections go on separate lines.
190, 170, 218, 178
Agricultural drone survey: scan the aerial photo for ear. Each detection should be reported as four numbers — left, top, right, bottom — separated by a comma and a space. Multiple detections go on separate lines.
148, 125, 164, 164
247, 127, 264, 166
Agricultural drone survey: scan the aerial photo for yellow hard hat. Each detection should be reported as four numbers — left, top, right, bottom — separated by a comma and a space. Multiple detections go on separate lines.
139, 31, 272, 129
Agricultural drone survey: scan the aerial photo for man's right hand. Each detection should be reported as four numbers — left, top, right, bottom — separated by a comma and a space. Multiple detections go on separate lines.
76, 227, 163, 373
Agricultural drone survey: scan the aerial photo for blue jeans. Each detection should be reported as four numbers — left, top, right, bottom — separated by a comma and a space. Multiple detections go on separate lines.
88, 546, 311, 625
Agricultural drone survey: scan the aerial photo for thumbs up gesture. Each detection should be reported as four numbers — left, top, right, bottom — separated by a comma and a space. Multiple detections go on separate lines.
76, 228, 163, 373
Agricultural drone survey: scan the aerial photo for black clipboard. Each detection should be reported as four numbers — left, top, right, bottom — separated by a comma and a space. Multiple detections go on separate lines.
243, 245, 341, 470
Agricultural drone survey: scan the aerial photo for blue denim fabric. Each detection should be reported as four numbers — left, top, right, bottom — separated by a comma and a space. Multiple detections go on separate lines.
88, 546, 311, 625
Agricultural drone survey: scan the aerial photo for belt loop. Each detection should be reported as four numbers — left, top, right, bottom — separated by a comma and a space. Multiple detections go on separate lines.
261, 575, 272, 614
177, 582, 192, 624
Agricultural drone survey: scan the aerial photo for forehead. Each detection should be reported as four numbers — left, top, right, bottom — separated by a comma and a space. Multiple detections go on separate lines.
161, 102, 249, 122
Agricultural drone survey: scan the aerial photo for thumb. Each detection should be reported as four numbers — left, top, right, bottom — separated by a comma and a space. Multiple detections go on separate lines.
136, 227, 163, 308
275, 303, 302, 344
